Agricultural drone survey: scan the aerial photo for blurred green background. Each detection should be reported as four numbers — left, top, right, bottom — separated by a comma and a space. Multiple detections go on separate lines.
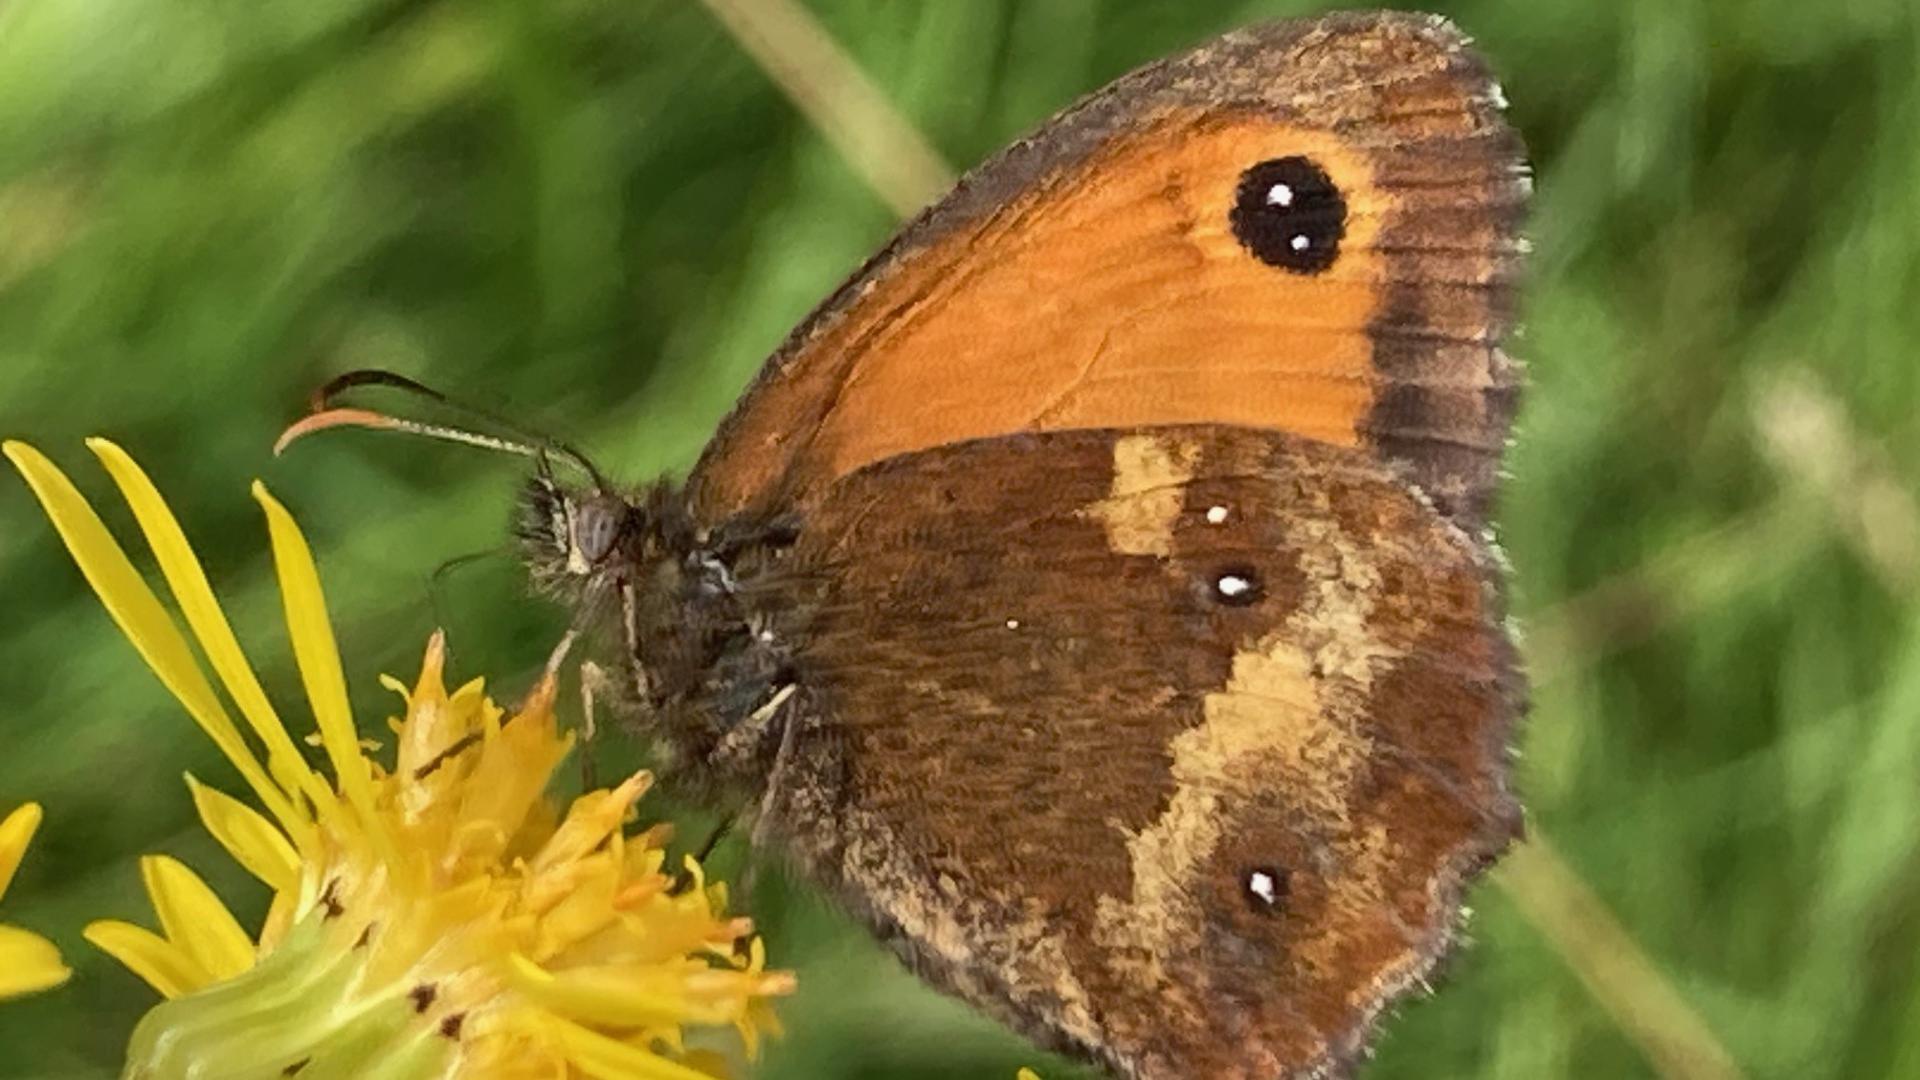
2, 0, 1918, 1077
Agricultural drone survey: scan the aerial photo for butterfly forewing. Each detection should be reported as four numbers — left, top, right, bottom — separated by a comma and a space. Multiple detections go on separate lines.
687, 12, 1526, 530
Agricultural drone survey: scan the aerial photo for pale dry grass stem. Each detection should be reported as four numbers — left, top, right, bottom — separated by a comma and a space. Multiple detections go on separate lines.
1752, 368, 1918, 598
1495, 837, 1745, 1080
1524, 499, 1817, 683
1529, 365, 1917, 683
693, 0, 955, 218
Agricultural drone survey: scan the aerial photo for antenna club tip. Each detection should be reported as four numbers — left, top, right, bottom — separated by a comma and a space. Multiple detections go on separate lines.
273, 408, 404, 457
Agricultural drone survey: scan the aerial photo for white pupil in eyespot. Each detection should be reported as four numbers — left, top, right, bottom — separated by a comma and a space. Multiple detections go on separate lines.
1289, 234, 1311, 252
1265, 182, 1294, 207
1206, 505, 1229, 525
1248, 870, 1280, 905
1217, 574, 1252, 598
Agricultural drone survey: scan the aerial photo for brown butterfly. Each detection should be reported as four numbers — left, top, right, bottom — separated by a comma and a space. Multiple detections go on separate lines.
325, 11, 1530, 1079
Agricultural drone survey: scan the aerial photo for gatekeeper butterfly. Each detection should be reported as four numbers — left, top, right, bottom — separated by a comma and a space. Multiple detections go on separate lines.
308, 11, 1528, 1078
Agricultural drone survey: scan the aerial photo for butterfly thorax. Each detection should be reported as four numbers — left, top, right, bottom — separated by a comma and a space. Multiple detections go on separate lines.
516, 473, 802, 804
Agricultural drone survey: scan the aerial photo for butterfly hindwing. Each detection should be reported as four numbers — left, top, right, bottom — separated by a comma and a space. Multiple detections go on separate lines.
756, 423, 1521, 1080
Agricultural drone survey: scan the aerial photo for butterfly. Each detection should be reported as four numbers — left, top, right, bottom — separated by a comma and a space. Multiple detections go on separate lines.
341, 11, 1529, 1079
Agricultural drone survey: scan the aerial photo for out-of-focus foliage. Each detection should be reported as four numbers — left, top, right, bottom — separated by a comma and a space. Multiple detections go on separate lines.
1, 1, 1916, 1077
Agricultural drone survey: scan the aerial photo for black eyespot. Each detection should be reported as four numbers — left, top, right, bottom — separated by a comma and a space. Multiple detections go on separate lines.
1229, 156, 1345, 273
1242, 865, 1289, 914
1211, 565, 1264, 607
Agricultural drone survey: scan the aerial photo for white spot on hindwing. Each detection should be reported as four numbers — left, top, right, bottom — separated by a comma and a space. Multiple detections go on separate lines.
1247, 869, 1281, 906
1206, 505, 1230, 525
1216, 573, 1253, 599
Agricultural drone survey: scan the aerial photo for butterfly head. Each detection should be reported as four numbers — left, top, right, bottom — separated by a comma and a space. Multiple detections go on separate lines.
516, 473, 644, 596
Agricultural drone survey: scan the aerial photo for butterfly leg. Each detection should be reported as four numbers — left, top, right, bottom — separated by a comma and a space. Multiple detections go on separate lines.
578, 659, 619, 790
747, 683, 801, 850
666, 682, 799, 894
425, 548, 502, 631
669, 816, 737, 894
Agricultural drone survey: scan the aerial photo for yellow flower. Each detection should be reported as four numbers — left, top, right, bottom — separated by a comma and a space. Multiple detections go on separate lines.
5, 439, 794, 1078
0, 801, 71, 1000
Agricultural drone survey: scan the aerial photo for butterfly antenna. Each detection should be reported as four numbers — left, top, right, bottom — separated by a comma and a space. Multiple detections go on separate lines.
423, 548, 504, 636
275, 369, 611, 492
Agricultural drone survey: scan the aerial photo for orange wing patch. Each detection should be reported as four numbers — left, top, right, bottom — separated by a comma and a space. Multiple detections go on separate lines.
695, 120, 1388, 515
811, 120, 1387, 465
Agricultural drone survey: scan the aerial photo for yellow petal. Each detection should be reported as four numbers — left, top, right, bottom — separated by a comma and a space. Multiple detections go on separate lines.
534, 866, 623, 961
531, 773, 650, 882
457, 689, 571, 867
394, 632, 461, 782
506, 954, 737, 1028
0, 924, 70, 999
253, 483, 394, 867
739, 996, 784, 1061
677, 1049, 731, 1079
90, 439, 327, 847
2, 442, 297, 834
1017, 1070, 1045, 1080
0, 802, 44, 902
185, 774, 300, 894
83, 919, 208, 999
257, 886, 300, 952
140, 855, 255, 984
537, 1013, 721, 1080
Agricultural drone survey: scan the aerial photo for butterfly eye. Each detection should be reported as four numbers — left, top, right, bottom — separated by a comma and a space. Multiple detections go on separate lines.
571, 498, 628, 566
1229, 155, 1345, 273
1242, 866, 1289, 914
